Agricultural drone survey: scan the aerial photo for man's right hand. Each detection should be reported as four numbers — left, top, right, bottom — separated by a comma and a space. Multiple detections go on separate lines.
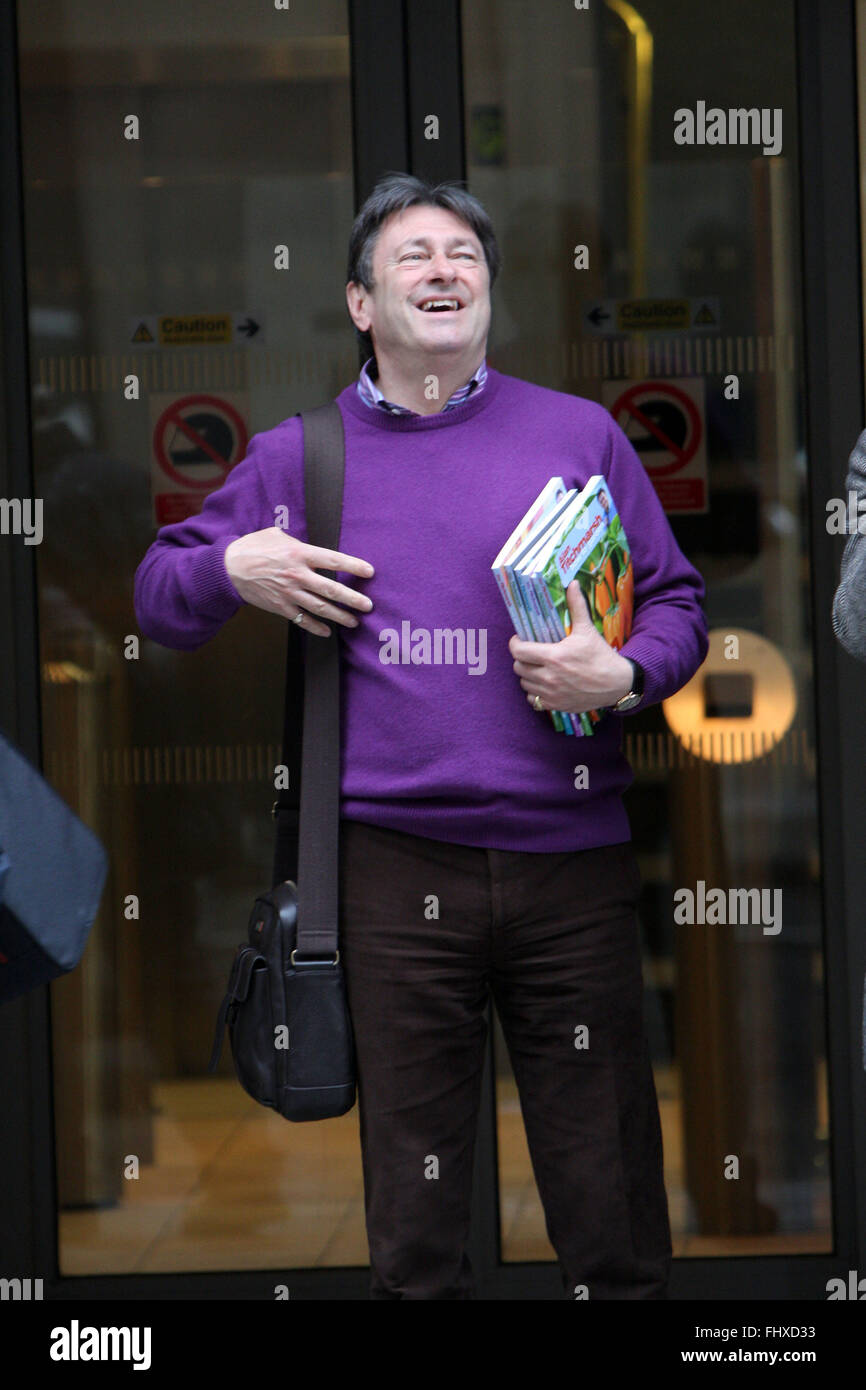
224, 527, 375, 638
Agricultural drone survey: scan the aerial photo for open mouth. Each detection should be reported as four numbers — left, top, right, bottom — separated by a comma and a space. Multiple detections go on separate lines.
416, 298, 463, 313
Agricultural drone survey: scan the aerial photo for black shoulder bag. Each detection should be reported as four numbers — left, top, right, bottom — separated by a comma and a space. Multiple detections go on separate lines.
208, 402, 356, 1121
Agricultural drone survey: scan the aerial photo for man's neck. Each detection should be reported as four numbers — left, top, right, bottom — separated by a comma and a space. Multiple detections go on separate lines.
373, 352, 484, 416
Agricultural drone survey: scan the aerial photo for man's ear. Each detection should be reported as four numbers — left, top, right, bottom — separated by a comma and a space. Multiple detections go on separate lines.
346, 281, 371, 333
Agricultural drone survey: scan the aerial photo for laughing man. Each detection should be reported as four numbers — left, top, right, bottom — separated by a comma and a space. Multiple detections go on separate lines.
134, 173, 709, 1300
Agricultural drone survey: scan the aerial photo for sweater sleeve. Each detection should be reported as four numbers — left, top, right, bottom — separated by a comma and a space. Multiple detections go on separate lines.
832, 427, 866, 663
602, 413, 710, 713
133, 430, 271, 651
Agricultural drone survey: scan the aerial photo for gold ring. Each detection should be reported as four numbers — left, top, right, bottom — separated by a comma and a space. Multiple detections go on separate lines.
532, 694, 544, 712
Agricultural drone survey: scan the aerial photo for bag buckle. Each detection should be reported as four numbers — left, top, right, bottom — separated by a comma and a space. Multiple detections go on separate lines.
290, 948, 340, 966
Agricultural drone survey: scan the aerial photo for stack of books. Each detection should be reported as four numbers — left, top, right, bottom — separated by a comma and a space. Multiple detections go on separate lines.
491, 476, 634, 735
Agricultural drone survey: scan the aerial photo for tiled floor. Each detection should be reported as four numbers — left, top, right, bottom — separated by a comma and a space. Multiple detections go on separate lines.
58, 1070, 832, 1275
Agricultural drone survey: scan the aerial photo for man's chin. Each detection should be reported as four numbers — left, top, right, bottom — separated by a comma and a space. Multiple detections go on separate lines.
409, 332, 480, 356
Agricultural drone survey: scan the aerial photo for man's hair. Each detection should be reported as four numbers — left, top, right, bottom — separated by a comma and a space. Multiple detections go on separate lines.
346, 172, 501, 361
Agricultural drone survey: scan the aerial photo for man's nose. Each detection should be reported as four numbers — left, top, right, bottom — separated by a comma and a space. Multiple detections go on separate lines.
426, 252, 456, 280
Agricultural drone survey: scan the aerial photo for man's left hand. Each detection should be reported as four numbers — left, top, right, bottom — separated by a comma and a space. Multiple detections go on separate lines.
509, 580, 634, 714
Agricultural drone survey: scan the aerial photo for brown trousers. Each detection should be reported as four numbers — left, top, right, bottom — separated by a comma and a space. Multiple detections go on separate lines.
337, 817, 672, 1299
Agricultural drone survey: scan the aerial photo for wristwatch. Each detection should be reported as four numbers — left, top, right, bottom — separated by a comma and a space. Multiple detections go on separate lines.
612, 659, 644, 713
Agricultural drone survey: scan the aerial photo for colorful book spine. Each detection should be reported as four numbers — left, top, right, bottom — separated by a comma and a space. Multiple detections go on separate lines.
538, 477, 634, 737
503, 489, 578, 734
491, 477, 567, 647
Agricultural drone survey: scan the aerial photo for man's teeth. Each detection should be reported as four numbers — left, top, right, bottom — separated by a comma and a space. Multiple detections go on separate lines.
419, 299, 460, 311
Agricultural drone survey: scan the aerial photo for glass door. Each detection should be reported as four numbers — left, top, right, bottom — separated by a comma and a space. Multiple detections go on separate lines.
460, 0, 831, 1274
17, 0, 369, 1278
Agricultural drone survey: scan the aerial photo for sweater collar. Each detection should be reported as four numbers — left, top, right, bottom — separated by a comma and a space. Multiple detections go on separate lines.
340, 365, 503, 430
357, 356, 488, 415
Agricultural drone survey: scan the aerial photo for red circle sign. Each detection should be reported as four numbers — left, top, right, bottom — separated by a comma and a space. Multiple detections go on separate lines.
608, 380, 702, 478
153, 394, 248, 490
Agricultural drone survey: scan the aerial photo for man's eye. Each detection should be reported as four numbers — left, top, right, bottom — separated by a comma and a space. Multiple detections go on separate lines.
401, 253, 423, 261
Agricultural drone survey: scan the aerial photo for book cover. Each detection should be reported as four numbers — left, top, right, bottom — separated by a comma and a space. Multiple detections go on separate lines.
531, 475, 634, 736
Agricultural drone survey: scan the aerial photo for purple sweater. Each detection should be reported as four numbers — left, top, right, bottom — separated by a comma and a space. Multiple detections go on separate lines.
134, 367, 709, 851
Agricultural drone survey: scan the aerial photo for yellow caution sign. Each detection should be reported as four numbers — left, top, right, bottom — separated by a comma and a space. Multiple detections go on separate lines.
129, 313, 262, 346
617, 300, 691, 331
158, 315, 233, 346
584, 296, 720, 335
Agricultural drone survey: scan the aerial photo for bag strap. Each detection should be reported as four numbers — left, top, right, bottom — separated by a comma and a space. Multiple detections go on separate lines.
271, 628, 303, 887
272, 402, 345, 960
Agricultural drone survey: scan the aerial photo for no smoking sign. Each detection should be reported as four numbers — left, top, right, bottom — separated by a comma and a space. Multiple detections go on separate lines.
602, 377, 708, 514
149, 392, 249, 525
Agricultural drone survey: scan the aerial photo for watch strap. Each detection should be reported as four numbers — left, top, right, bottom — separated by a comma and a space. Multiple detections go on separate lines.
612, 659, 644, 711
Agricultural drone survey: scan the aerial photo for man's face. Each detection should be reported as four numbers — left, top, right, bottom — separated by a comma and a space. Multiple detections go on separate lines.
346, 204, 491, 367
